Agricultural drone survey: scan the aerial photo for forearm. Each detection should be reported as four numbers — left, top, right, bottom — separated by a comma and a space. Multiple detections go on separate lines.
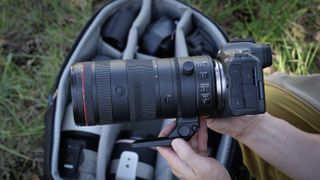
238, 113, 320, 179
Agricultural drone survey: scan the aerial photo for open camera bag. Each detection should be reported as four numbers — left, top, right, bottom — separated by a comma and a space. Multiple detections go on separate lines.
44, 0, 240, 179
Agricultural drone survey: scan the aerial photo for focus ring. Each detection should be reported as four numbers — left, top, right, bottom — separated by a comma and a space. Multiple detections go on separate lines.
95, 61, 113, 124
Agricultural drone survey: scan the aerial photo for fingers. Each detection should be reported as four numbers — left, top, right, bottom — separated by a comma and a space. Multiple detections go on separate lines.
198, 117, 208, 153
189, 132, 198, 149
156, 146, 193, 177
206, 116, 238, 134
159, 121, 176, 137
158, 143, 231, 180
171, 138, 204, 168
157, 122, 195, 178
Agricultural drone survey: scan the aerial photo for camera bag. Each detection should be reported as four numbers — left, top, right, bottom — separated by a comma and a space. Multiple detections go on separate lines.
44, 0, 239, 179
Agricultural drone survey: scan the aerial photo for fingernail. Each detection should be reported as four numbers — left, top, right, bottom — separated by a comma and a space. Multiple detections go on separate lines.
172, 138, 183, 147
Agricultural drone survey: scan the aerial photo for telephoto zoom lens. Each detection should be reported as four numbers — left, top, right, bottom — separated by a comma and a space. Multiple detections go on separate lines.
71, 56, 225, 126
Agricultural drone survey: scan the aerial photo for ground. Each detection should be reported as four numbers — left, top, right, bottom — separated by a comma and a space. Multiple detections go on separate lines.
0, 0, 319, 179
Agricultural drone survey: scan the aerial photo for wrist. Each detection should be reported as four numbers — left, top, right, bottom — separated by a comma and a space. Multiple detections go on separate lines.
216, 163, 232, 180
232, 113, 267, 142
206, 158, 231, 180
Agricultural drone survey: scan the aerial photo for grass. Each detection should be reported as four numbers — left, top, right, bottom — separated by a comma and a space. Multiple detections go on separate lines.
188, 0, 320, 74
0, 0, 319, 179
0, 0, 93, 178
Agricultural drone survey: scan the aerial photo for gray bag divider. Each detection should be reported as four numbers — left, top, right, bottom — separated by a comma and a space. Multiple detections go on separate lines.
98, 0, 143, 59
135, 52, 156, 60
99, 38, 122, 59
175, 10, 193, 57
152, 0, 189, 19
46, 0, 230, 179
96, 124, 122, 179
123, 0, 152, 59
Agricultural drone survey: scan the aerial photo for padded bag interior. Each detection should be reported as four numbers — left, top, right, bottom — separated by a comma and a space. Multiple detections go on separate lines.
49, 0, 228, 179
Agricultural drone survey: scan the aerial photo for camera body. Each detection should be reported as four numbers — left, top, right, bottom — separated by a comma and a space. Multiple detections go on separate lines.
213, 41, 272, 117
70, 40, 272, 147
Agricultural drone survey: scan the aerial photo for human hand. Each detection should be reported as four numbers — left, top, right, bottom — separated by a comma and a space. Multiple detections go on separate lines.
157, 119, 231, 180
206, 113, 268, 141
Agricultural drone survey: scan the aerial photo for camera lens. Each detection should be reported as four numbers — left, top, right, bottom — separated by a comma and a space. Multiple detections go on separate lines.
71, 56, 225, 125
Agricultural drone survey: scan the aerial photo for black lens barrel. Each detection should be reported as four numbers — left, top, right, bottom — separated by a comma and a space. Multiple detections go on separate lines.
71, 56, 216, 125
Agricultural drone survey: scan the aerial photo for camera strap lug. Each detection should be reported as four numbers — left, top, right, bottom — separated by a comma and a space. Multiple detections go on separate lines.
131, 117, 199, 148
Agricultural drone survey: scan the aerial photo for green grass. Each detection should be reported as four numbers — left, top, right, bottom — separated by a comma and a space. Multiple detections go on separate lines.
0, 0, 93, 178
189, 0, 320, 74
0, 0, 319, 179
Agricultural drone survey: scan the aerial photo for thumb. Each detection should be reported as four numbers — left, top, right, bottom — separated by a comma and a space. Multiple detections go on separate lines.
171, 138, 204, 168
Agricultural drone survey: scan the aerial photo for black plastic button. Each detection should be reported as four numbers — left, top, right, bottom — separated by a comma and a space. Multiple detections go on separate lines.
178, 125, 191, 137
200, 72, 208, 79
182, 61, 194, 75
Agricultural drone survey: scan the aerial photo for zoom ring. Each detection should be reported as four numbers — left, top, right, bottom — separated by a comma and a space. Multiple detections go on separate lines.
126, 60, 156, 122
